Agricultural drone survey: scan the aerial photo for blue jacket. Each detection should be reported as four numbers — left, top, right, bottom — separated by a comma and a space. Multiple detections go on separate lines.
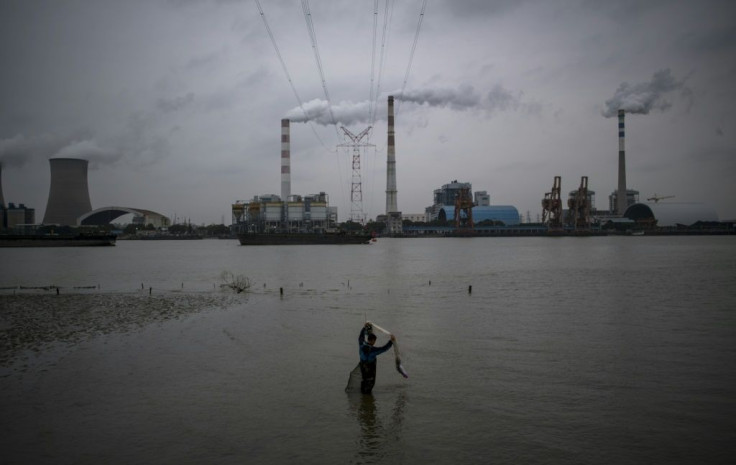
359, 327, 393, 363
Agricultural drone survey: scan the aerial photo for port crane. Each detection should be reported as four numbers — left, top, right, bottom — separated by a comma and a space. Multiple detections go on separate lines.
542, 176, 563, 229
567, 176, 592, 230
647, 194, 675, 203
454, 186, 474, 229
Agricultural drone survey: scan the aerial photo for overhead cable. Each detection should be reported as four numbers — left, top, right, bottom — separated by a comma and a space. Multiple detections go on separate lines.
254, 0, 331, 152
396, 0, 428, 118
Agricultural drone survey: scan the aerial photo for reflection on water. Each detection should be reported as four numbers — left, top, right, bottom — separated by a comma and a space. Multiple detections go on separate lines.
349, 390, 407, 464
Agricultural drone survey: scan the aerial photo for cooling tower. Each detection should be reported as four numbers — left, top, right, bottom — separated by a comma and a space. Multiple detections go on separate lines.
42, 158, 93, 225
281, 119, 291, 201
385, 96, 398, 214
616, 109, 627, 215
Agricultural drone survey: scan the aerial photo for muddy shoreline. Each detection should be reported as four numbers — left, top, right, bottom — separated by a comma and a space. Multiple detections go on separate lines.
0, 292, 243, 367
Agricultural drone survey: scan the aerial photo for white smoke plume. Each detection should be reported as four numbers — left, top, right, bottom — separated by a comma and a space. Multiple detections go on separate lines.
285, 85, 528, 126
396, 84, 481, 110
0, 133, 81, 168
52, 139, 123, 168
285, 99, 372, 126
602, 69, 689, 117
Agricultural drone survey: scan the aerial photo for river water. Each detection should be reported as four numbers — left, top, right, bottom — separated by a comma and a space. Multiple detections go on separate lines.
1, 237, 735, 464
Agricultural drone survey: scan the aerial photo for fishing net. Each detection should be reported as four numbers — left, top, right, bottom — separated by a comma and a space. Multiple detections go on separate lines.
371, 322, 409, 379
345, 364, 363, 393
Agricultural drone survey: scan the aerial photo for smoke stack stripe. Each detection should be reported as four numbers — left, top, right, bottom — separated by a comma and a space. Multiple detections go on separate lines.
281, 119, 291, 201
617, 109, 627, 215
43, 158, 93, 225
386, 96, 398, 214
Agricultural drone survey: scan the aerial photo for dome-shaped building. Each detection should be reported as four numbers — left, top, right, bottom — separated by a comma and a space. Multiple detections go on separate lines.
437, 205, 520, 226
624, 202, 719, 227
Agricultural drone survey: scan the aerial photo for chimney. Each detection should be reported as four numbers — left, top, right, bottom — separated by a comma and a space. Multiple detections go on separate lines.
0, 164, 5, 209
385, 96, 398, 214
42, 158, 93, 225
616, 109, 627, 215
281, 119, 291, 201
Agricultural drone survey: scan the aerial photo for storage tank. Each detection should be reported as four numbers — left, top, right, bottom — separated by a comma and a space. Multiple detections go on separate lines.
287, 202, 304, 221
264, 203, 282, 221
310, 203, 328, 221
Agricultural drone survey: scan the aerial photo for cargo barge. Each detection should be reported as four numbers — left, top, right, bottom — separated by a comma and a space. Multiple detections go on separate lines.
238, 232, 371, 245
0, 234, 117, 247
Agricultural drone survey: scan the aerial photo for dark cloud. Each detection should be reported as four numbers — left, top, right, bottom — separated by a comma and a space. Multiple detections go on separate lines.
679, 24, 736, 54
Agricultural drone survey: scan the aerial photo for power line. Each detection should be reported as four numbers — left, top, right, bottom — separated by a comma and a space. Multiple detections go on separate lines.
254, 0, 332, 152
299, 0, 348, 214
301, 0, 340, 137
368, 0, 379, 124
371, 0, 394, 128
396, 0, 428, 118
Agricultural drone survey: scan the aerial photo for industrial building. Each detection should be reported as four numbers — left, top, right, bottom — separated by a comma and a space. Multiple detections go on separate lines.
624, 202, 719, 228
608, 189, 639, 214
0, 166, 36, 231
232, 192, 337, 233
232, 118, 340, 234
425, 180, 520, 226
3, 203, 35, 230
37, 157, 170, 227
79, 207, 170, 228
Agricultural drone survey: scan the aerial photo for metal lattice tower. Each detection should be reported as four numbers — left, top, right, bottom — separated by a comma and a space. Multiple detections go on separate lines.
338, 126, 373, 224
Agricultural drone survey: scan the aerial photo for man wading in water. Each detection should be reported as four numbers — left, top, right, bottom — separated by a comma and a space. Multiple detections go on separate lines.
358, 322, 395, 394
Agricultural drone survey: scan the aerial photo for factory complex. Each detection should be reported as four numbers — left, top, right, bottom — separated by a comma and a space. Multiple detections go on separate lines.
0, 159, 170, 238
0, 97, 732, 238
230, 96, 731, 237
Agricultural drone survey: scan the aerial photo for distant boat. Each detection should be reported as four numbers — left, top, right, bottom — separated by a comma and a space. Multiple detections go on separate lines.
238, 231, 372, 246
137, 234, 203, 240
0, 233, 116, 247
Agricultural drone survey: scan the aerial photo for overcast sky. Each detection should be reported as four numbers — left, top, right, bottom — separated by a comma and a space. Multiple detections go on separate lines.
1, 0, 735, 225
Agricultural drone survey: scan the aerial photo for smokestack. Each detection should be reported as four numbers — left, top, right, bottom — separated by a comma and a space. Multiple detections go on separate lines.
617, 109, 627, 215
281, 119, 291, 201
0, 164, 5, 209
42, 158, 93, 225
386, 96, 398, 214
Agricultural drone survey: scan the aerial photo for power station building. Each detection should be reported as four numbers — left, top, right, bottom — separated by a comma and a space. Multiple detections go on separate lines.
624, 202, 719, 227
0, 166, 36, 231
232, 118, 341, 234
608, 189, 639, 214
425, 180, 520, 226
232, 192, 337, 233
